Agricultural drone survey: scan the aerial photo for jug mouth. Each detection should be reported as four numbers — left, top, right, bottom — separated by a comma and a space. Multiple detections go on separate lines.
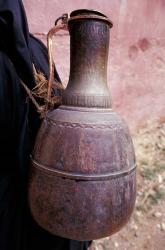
69, 9, 113, 27
70, 9, 107, 18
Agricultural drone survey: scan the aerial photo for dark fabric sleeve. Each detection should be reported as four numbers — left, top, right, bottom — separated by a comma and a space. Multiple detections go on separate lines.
0, 50, 28, 174
0, 0, 35, 88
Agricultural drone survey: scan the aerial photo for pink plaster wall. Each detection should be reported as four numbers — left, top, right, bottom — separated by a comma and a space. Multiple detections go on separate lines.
23, 0, 165, 129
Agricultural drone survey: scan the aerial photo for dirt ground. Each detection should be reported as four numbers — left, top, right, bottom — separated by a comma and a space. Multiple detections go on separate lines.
90, 122, 165, 250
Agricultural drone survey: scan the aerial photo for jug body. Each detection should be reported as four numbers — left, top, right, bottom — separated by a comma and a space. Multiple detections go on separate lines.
29, 9, 136, 240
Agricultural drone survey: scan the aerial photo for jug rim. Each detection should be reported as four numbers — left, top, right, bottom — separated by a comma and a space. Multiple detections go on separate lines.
69, 9, 113, 27
70, 9, 107, 17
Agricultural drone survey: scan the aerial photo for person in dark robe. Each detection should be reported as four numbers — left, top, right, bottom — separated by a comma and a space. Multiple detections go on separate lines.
0, 0, 92, 249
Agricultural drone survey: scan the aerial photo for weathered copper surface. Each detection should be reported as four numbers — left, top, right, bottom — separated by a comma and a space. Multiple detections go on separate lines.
28, 9, 136, 241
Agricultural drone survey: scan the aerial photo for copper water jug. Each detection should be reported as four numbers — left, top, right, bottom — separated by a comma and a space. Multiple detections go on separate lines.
29, 9, 136, 241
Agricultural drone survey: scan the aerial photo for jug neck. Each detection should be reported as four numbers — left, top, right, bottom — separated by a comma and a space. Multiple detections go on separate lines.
63, 10, 113, 108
